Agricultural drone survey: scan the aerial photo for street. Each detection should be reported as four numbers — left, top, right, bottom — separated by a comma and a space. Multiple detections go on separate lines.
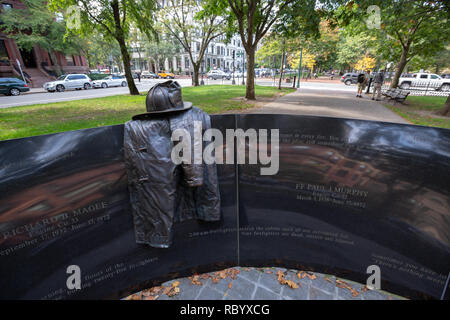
0, 78, 356, 109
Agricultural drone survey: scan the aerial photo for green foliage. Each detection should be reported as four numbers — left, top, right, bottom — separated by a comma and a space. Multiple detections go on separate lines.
85, 32, 122, 68
88, 73, 110, 80
1, 0, 83, 61
157, 0, 227, 83
335, 30, 379, 68
336, 0, 450, 67
145, 33, 182, 71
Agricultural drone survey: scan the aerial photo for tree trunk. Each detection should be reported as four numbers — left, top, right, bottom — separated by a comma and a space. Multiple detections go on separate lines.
390, 47, 409, 89
278, 50, 285, 90
245, 49, 256, 100
49, 51, 63, 76
439, 94, 450, 117
118, 39, 139, 95
111, 0, 139, 95
192, 63, 200, 86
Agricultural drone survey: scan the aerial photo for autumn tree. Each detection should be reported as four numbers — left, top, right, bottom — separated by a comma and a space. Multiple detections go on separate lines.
85, 31, 122, 70
337, 0, 450, 88
208, 0, 321, 99
157, 0, 226, 86
1, 0, 84, 77
50, 0, 157, 95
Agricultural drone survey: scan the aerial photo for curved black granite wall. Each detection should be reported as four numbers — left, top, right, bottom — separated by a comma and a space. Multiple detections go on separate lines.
0, 115, 448, 300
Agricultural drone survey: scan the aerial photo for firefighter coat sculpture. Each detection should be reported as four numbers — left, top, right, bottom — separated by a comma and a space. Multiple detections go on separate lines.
124, 81, 221, 248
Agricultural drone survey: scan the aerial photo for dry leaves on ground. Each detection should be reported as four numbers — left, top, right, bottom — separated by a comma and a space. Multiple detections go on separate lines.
189, 268, 240, 286
277, 270, 300, 289
335, 279, 359, 298
297, 271, 317, 280
189, 274, 203, 286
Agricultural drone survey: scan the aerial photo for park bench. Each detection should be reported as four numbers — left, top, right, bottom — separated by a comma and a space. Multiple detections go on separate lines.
382, 88, 410, 103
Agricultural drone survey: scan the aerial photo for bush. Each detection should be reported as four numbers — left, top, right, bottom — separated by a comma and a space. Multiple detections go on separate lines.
88, 73, 109, 80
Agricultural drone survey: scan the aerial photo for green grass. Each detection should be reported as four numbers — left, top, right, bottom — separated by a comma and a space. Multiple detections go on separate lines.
385, 96, 450, 129
0, 85, 294, 141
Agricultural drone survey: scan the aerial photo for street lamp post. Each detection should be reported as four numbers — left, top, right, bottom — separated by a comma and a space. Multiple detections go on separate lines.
296, 47, 303, 89
232, 50, 236, 85
200, 59, 205, 85
240, 51, 245, 85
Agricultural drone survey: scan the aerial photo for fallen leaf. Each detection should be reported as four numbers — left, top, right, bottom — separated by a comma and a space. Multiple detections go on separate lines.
336, 279, 359, 298
285, 280, 299, 289
189, 275, 203, 286
172, 281, 180, 287
228, 282, 232, 289
144, 295, 159, 300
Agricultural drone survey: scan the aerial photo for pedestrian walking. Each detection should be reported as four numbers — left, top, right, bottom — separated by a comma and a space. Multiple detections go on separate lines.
356, 70, 369, 98
372, 70, 385, 101
137, 72, 141, 83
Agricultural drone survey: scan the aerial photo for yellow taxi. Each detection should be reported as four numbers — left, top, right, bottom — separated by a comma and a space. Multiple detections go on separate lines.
157, 71, 175, 79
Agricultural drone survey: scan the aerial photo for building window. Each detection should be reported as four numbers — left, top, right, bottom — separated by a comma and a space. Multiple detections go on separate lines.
2, 3, 13, 10
184, 57, 190, 69
65, 55, 75, 66
0, 40, 10, 65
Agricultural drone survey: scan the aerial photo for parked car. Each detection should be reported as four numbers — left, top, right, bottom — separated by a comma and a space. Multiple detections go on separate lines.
231, 71, 246, 78
157, 71, 175, 79
92, 75, 127, 88
207, 70, 231, 80
44, 74, 93, 92
340, 73, 359, 85
398, 73, 450, 91
142, 71, 158, 79
0, 78, 30, 96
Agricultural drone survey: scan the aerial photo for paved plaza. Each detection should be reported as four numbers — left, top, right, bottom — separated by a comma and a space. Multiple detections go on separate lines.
127, 267, 405, 300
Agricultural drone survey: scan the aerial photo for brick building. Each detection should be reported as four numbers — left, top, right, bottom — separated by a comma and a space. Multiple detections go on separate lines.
0, 0, 89, 87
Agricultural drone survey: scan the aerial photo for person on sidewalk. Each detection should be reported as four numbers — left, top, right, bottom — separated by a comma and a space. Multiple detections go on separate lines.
372, 70, 385, 101
356, 71, 369, 98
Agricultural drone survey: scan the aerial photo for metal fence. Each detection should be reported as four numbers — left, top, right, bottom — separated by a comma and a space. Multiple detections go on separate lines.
381, 80, 450, 97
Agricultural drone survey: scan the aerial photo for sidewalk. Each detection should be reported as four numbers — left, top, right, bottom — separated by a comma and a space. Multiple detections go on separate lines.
126, 267, 404, 300
249, 87, 408, 124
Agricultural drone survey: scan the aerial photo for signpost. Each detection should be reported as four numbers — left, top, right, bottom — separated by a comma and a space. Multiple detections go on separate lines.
296, 47, 303, 89
16, 59, 26, 84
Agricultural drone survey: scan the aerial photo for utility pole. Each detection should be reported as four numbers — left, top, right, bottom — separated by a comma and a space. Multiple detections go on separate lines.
241, 51, 245, 85
232, 50, 236, 85
296, 47, 303, 89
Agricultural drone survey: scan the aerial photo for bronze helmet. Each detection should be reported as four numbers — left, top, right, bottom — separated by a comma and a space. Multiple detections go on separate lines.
132, 80, 192, 120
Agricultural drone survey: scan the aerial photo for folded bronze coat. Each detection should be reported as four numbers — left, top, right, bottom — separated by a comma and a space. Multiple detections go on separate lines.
123, 107, 221, 248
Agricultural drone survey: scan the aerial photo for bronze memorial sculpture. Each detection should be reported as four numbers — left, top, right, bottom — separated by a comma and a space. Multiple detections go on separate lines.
123, 81, 221, 248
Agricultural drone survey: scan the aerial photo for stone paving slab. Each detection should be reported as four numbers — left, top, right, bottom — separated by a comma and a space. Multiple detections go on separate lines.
126, 267, 405, 300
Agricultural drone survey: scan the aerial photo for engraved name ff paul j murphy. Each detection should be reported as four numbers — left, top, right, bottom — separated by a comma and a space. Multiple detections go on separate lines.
124, 80, 221, 248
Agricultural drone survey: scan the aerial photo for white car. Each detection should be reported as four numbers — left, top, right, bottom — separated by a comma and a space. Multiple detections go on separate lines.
206, 70, 231, 80
92, 75, 127, 88
398, 73, 450, 91
44, 74, 93, 92
231, 71, 246, 78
